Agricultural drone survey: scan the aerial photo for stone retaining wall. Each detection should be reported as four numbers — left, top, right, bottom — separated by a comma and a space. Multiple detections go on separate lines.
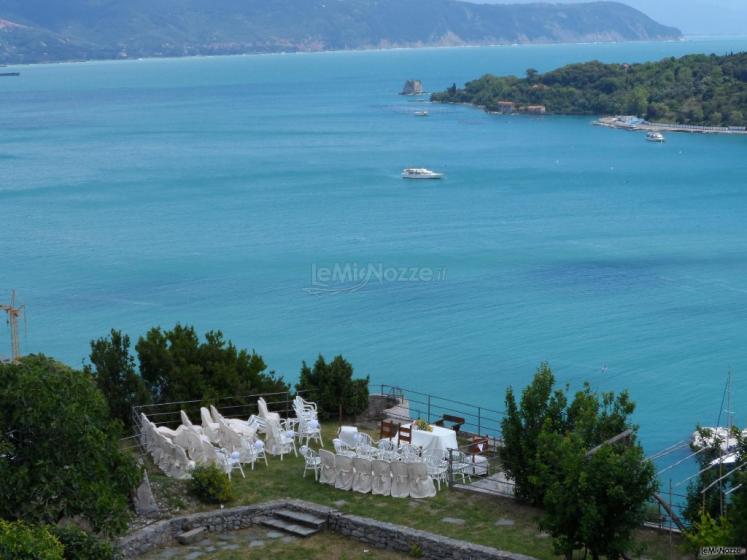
118, 499, 537, 560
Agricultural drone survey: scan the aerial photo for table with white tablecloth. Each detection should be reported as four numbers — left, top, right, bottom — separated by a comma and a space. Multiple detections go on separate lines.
395, 424, 458, 453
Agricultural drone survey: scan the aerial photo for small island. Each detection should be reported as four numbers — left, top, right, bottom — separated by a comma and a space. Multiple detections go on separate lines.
431, 51, 747, 129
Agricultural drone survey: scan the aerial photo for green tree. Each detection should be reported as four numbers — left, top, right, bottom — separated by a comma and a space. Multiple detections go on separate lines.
683, 428, 730, 526
0, 355, 141, 535
500, 362, 568, 505
296, 355, 369, 421
537, 388, 656, 559
136, 324, 288, 404
85, 329, 150, 429
0, 520, 64, 560
683, 512, 734, 552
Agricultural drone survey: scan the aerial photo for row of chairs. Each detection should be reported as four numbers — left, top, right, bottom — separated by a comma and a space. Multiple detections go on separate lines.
313, 449, 437, 498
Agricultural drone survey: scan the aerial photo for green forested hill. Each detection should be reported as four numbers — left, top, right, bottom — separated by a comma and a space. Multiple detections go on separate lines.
432, 52, 747, 126
0, 0, 681, 64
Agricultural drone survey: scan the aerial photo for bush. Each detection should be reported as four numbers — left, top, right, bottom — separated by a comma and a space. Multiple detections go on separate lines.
296, 355, 369, 421
0, 520, 64, 560
0, 355, 141, 535
189, 465, 234, 504
50, 526, 116, 560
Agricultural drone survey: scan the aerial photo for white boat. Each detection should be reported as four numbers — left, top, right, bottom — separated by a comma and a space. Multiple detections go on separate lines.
401, 168, 443, 180
646, 131, 665, 143
414, 110, 429, 117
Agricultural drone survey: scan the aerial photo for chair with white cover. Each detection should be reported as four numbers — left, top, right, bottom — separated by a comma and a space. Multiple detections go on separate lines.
200, 407, 221, 443
257, 397, 281, 423
211, 405, 257, 438
334, 454, 354, 491
352, 456, 373, 494
250, 439, 268, 468
408, 461, 436, 498
371, 459, 392, 496
319, 449, 336, 485
300, 445, 321, 480
389, 461, 410, 498
180, 410, 203, 434
266, 419, 296, 459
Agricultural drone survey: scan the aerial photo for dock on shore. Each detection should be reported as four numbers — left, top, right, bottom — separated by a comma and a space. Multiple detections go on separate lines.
594, 115, 747, 136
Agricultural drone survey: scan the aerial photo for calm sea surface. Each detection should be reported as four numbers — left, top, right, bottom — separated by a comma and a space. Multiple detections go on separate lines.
3, 38, 747, 464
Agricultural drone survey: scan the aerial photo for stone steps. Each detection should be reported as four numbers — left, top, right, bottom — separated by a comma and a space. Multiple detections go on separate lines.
274, 508, 327, 529
258, 516, 321, 538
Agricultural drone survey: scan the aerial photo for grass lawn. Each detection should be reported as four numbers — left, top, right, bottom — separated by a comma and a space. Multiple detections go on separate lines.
146, 422, 687, 560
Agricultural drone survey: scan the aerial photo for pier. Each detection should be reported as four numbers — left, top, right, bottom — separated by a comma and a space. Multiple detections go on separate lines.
595, 115, 747, 136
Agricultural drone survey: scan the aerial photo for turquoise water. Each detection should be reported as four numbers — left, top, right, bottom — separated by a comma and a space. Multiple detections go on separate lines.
2, 38, 747, 460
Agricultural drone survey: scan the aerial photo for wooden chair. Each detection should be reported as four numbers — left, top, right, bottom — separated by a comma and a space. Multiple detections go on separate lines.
380, 419, 399, 440
397, 424, 412, 445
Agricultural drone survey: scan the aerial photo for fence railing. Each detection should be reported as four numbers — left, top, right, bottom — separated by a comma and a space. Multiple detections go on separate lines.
371, 383, 504, 440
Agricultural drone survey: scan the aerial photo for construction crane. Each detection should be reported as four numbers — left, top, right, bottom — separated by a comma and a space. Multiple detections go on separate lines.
0, 290, 25, 363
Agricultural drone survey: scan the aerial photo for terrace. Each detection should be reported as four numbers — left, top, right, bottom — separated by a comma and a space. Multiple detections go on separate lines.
129, 387, 685, 559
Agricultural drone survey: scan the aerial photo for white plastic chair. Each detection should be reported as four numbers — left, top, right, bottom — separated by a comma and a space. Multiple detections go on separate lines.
371, 459, 392, 496
390, 460, 410, 498
300, 445, 321, 481
408, 461, 436, 498
352, 456, 373, 494
333, 438, 354, 456
297, 417, 323, 448
319, 449, 336, 485
227, 450, 245, 480
450, 450, 472, 483
425, 454, 448, 490
334, 454, 354, 491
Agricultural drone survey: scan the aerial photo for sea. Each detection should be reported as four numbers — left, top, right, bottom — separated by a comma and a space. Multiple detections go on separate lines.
2, 37, 747, 477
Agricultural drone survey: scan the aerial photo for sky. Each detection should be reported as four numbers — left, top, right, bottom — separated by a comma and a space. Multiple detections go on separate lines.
477, 0, 747, 36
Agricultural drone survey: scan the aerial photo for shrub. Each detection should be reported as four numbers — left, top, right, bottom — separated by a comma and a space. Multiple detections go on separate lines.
296, 355, 369, 421
50, 526, 116, 560
0, 355, 141, 535
0, 520, 64, 560
189, 465, 234, 504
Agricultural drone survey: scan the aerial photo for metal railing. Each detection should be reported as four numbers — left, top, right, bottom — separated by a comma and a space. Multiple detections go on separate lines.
371, 383, 504, 440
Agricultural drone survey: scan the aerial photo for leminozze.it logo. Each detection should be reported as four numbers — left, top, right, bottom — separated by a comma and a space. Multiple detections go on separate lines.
303, 263, 447, 295
700, 547, 747, 558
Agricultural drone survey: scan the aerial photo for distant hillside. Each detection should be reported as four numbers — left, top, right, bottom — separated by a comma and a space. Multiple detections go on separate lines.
432, 52, 747, 126
0, 0, 681, 64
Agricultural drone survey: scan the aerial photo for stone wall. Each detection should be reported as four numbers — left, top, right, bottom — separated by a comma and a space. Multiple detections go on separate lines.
325, 508, 535, 560
118, 499, 537, 560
